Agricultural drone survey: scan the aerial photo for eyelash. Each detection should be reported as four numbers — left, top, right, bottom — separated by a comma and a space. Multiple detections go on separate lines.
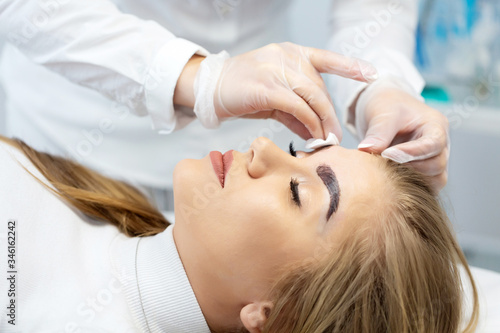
290, 178, 302, 207
288, 141, 301, 207
289, 141, 297, 157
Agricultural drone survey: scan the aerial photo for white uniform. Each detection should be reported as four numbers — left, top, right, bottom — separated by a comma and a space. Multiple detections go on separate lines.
0, 0, 424, 203
0, 140, 209, 332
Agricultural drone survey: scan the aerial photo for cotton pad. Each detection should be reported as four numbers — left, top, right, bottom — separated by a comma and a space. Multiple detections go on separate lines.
305, 132, 340, 150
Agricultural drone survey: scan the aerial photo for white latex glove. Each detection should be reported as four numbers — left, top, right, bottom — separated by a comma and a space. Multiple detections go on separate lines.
193, 42, 378, 140
352, 76, 450, 191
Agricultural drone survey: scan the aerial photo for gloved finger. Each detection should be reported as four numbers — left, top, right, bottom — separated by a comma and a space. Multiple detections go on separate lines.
301, 69, 345, 138
299, 61, 334, 101
239, 110, 312, 139
357, 113, 401, 153
271, 111, 312, 140
380, 123, 448, 163
305, 46, 378, 83
266, 88, 324, 139
286, 73, 342, 140
405, 147, 449, 177
300, 69, 339, 137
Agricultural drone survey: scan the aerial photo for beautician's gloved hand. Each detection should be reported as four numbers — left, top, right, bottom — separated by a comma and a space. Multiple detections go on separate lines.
193, 42, 378, 140
352, 76, 450, 192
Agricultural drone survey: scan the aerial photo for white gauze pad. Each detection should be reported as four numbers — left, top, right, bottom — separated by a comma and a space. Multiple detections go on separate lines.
305, 132, 340, 150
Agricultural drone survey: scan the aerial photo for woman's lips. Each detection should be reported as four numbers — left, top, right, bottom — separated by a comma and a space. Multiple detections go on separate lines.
209, 150, 233, 188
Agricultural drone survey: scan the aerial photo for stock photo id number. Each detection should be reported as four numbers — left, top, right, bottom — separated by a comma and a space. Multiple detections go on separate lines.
5, 219, 17, 327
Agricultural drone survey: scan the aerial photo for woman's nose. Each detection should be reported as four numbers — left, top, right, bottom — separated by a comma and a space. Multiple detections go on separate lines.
247, 137, 290, 178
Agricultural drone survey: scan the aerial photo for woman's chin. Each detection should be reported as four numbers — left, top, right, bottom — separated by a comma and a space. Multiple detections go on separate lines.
173, 158, 198, 188
172, 158, 207, 222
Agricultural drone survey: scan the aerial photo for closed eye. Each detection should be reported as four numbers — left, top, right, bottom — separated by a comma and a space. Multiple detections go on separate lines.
290, 178, 301, 207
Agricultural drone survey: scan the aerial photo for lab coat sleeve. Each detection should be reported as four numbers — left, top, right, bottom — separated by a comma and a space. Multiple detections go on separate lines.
327, 0, 425, 137
0, 0, 209, 134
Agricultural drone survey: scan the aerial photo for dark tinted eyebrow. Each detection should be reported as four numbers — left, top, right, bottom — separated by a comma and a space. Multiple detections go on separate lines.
316, 164, 340, 221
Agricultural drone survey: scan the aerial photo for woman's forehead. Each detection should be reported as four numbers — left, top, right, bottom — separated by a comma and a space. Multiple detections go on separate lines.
307, 146, 390, 215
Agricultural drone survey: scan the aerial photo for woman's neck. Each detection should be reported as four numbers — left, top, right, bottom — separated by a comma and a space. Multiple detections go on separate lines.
172, 224, 243, 331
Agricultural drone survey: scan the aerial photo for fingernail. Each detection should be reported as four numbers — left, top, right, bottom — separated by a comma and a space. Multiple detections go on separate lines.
381, 147, 413, 164
357, 59, 379, 82
358, 137, 377, 149
358, 143, 375, 149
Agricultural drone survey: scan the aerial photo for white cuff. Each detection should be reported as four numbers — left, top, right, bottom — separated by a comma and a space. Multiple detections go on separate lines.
145, 38, 209, 134
193, 50, 230, 129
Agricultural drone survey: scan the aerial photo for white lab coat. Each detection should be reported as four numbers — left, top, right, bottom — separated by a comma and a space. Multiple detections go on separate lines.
0, 0, 424, 197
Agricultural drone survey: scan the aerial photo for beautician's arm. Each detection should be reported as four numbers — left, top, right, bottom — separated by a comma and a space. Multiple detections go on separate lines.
327, 0, 449, 190
0, 0, 375, 140
0, 0, 206, 133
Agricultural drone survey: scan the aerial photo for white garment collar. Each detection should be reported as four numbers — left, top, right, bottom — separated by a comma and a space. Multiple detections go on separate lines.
109, 225, 210, 333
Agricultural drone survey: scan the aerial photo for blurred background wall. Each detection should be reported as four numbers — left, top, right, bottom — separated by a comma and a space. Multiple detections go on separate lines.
415, 0, 500, 272
0, 0, 498, 271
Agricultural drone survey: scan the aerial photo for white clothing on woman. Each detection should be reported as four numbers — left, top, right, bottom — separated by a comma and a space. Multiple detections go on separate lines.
0, 141, 209, 333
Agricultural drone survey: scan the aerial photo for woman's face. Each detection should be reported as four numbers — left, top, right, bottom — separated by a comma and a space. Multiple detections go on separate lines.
172, 137, 389, 305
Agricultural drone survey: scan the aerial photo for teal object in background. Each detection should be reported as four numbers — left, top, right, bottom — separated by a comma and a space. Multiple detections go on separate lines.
466, 0, 478, 32
416, 0, 500, 108
421, 85, 451, 103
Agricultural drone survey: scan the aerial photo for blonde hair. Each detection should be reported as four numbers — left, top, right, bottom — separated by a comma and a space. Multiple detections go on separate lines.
263, 160, 479, 333
1, 136, 478, 332
0, 136, 170, 236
